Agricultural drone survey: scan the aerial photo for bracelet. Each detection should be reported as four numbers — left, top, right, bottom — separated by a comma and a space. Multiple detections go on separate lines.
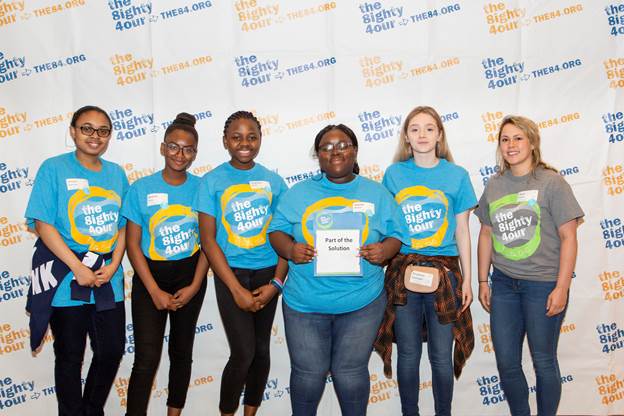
270, 278, 284, 293
478, 280, 489, 283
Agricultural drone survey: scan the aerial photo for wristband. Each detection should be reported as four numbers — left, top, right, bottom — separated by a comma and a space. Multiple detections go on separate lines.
270, 278, 284, 293
478, 280, 488, 283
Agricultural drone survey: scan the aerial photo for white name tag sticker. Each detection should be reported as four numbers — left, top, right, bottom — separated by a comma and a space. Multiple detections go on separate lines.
517, 190, 538, 203
250, 181, 271, 192
82, 251, 99, 268
352, 201, 375, 216
147, 193, 168, 207
409, 270, 434, 287
66, 178, 89, 191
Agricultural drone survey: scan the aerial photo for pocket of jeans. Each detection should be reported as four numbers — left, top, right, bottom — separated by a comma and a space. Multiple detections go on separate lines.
491, 267, 503, 280
489, 269, 500, 296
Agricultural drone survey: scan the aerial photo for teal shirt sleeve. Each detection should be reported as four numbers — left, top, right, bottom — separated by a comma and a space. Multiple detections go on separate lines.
381, 165, 409, 244
377, 186, 404, 241
25, 159, 58, 228
455, 170, 478, 214
381, 166, 394, 195
118, 168, 130, 229
277, 177, 288, 198
193, 174, 216, 217
268, 189, 295, 236
121, 182, 142, 227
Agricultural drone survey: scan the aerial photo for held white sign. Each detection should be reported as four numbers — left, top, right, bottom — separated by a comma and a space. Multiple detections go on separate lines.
314, 229, 361, 276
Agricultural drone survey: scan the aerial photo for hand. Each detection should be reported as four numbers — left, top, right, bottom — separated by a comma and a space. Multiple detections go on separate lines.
290, 242, 315, 264
461, 279, 473, 313
359, 242, 386, 265
171, 285, 199, 311
72, 264, 97, 287
32, 343, 44, 357
546, 286, 568, 317
94, 263, 118, 287
150, 288, 174, 311
252, 284, 278, 309
233, 287, 261, 312
478, 282, 491, 313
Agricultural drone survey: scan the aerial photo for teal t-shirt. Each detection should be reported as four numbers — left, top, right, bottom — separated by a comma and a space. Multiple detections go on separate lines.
383, 158, 477, 256
122, 171, 200, 260
193, 162, 287, 269
25, 152, 128, 306
268, 174, 403, 314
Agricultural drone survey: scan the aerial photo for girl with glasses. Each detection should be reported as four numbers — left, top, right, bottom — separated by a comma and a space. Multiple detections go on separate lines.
268, 124, 403, 416
194, 111, 288, 416
123, 112, 208, 416
375, 106, 476, 416
25, 105, 128, 415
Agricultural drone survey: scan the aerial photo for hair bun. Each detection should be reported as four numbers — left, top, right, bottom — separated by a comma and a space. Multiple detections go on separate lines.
174, 112, 196, 127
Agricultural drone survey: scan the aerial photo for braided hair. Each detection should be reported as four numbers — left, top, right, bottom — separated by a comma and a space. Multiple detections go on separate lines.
223, 111, 262, 137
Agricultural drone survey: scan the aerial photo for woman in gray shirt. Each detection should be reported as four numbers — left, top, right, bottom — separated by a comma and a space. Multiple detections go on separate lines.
475, 115, 584, 416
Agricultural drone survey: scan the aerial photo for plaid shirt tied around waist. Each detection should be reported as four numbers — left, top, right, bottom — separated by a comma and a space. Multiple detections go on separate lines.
373, 253, 474, 379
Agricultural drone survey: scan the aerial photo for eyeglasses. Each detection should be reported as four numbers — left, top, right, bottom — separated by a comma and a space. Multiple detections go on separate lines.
79, 125, 111, 138
318, 141, 354, 153
164, 142, 197, 156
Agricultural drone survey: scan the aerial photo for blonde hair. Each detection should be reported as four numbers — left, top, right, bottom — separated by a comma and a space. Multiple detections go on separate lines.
496, 115, 557, 175
393, 106, 454, 163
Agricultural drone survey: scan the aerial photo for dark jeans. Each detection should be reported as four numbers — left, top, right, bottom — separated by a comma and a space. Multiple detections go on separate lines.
283, 291, 386, 416
214, 266, 278, 413
126, 253, 207, 415
490, 268, 566, 416
394, 272, 458, 416
50, 301, 126, 416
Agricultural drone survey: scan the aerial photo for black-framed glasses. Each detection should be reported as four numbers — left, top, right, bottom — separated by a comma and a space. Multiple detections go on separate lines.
79, 125, 111, 138
318, 141, 354, 153
164, 142, 197, 156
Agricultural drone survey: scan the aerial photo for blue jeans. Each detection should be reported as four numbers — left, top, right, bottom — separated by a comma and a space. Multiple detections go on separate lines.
283, 291, 386, 416
394, 273, 457, 416
490, 268, 566, 416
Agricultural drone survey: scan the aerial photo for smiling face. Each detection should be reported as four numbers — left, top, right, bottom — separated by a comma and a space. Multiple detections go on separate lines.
499, 122, 535, 175
223, 117, 261, 170
317, 128, 357, 183
406, 112, 441, 157
70, 110, 112, 158
161, 128, 197, 173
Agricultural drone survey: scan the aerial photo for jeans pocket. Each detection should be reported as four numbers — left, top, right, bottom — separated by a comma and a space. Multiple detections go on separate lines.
490, 269, 503, 297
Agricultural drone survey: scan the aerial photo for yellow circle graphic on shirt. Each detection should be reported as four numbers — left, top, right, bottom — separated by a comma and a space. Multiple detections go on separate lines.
148, 204, 199, 260
67, 186, 121, 253
220, 184, 273, 249
301, 196, 370, 247
395, 185, 449, 249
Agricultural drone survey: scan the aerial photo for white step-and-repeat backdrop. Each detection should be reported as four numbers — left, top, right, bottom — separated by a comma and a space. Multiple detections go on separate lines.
1, 1, 623, 415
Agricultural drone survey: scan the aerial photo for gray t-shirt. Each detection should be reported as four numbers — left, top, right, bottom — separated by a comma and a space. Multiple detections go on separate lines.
474, 167, 584, 281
